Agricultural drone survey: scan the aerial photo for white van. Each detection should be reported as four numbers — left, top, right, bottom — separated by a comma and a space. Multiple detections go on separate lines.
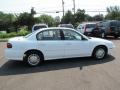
32, 24, 48, 32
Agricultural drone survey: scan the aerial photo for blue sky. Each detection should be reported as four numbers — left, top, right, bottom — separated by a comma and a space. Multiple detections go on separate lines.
0, 0, 120, 17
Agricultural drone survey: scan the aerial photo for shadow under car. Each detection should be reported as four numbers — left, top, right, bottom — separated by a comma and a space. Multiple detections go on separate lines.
0, 55, 115, 76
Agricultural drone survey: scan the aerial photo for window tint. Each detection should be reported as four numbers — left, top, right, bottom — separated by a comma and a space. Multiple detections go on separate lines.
37, 30, 61, 40
59, 24, 74, 28
110, 21, 120, 27
63, 30, 82, 40
86, 24, 96, 28
34, 26, 47, 31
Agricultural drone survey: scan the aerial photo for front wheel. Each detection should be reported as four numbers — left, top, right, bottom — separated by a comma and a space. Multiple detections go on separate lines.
92, 46, 107, 60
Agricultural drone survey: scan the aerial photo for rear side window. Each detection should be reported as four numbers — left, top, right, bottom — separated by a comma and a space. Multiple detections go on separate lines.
37, 30, 61, 40
86, 24, 96, 28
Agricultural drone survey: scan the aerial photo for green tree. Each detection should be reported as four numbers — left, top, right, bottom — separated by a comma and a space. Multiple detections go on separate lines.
74, 9, 86, 23
85, 14, 93, 21
105, 6, 120, 20
15, 12, 33, 31
37, 14, 55, 27
0, 11, 15, 33
61, 10, 74, 24
93, 14, 104, 21
54, 16, 60, 26
14, 8, 36, 31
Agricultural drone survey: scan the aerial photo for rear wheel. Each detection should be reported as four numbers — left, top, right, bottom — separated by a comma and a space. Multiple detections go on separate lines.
92, 46, 107, 60
24, 51, 43, 67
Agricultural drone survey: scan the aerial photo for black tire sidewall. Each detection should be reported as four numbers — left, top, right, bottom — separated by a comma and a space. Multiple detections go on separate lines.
24, 51, 43, 67
93, 46, 107, 60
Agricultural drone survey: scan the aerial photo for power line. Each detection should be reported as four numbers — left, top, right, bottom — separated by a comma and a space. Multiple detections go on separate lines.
73, 0, 75, 15
62, 0, 65, 17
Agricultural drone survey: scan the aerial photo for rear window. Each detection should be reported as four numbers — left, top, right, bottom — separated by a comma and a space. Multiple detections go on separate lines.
59, 24, 74, 28
86, 24, 96, 28
34, 25, 47, 31
110, 21, 120, 27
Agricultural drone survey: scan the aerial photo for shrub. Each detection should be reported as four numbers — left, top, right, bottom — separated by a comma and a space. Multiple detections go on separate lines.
0, 32, 17, 38
17, 26, 29, 36
0, 26, 30, 39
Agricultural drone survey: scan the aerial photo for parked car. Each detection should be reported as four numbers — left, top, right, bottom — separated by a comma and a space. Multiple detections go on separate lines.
98, 20, 120, 38
32, 24, 48, 32
5, 27, 115, 66
77, 22, 101, 37
58, 24, 74, 28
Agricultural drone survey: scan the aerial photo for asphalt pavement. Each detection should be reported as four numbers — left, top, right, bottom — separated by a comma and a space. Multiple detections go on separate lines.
0, 37, 120, 90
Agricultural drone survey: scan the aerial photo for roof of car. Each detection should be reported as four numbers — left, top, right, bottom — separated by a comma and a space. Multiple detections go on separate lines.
34, 27, 75, 33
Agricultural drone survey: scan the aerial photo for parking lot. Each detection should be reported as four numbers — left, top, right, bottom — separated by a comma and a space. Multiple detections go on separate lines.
0, 37, 120, 90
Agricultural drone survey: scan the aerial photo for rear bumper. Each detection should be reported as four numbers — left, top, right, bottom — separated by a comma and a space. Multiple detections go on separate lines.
5, 49, 23, 61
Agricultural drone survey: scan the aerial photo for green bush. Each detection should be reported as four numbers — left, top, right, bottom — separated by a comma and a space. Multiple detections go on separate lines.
0, 26, 30, 39
0, 32, 17, 38
17, 26, 29, 36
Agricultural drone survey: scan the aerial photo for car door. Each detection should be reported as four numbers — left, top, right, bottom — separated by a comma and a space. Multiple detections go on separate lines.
62, 29, 90, 58
36, 29, 65, 60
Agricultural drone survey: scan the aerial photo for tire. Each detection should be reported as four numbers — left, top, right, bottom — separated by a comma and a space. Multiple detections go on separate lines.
24, 51, 43, 67
92, 46, 107, 60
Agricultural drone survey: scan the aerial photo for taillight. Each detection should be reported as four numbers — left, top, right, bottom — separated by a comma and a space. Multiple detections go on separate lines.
7, 43, 12, 48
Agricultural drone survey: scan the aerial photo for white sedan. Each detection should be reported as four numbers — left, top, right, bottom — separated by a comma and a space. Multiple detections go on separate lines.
5, 27, 115, 66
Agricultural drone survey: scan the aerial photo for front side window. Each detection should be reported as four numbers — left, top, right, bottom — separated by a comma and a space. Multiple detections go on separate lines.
63, 30, 82, 40
37, 29, 61, 40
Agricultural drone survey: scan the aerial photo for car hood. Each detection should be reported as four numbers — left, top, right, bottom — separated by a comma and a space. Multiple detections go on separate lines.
89, 37, 112, 43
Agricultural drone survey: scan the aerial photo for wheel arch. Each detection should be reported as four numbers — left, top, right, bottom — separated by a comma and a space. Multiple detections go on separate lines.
24, 49, 44, 60
92, 45, 108, 56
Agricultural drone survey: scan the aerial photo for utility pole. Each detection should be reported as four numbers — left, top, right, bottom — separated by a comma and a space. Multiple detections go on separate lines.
62, 0, 65, 17
73, 0, 75, 15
